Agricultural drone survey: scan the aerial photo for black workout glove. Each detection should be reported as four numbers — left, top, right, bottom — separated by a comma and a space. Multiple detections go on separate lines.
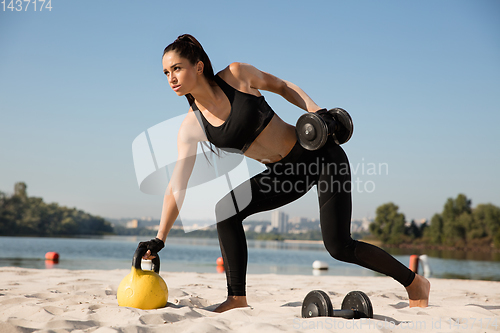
138, 237, 165, 257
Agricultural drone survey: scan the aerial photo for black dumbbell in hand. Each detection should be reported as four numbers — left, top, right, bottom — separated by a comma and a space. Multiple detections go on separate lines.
296, 108, 354, 150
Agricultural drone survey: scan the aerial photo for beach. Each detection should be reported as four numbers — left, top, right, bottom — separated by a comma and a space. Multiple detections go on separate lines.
1, 267, 499, 332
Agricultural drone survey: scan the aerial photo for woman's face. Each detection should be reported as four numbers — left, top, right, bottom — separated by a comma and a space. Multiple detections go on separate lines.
162, 51, 200, 96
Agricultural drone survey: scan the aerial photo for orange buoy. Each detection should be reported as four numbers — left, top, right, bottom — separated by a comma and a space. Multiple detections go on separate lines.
45, 252, 60, 261
409, 254, 419, 273
216, 256, 224, 266
45, 260, 57, 269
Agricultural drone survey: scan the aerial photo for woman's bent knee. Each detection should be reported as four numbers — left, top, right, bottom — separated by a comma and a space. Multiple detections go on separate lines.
324, 238, 358, 263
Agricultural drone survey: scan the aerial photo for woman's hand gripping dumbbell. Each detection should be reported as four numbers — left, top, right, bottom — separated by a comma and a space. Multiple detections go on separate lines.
295, 108, 354, 150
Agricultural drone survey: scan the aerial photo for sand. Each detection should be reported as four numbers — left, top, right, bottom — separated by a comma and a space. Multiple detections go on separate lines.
1, 267, 499, 333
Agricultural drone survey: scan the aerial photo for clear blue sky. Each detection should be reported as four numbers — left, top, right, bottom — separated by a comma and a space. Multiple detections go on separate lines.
1, 0, 499, 223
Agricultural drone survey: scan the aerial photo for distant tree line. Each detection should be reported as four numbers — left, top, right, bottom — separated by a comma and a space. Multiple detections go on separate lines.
369, 194, 500, 249
113, 225, 158, 236
247, 230, 324, 241
0, 182, 113, 236
152, 228, 324, 241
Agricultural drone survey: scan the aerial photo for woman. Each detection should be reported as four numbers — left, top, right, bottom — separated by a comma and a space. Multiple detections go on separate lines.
138, 34, 430, 312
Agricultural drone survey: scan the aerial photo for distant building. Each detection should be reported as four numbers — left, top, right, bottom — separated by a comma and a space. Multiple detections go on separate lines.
126, 219, 139, 229
361, 217, 372, 231
254, 225, 264, 233
288, 216, 308, 225
416, 218, 428, 226
271, 210, 289, 233
265, 225, 276, 233
350, 218, 372, 233
289, 229, 308, 234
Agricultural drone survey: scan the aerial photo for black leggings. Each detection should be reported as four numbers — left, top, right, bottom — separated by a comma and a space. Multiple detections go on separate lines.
216, 138, 415, 296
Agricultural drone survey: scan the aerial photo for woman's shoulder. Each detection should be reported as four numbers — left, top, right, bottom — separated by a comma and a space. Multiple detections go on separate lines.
218, 62, 254, 78
178, 108, 207, 144
217, 62, 261, 94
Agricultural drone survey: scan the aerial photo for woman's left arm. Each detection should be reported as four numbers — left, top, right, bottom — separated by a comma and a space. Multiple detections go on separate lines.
230, 62, 322, 112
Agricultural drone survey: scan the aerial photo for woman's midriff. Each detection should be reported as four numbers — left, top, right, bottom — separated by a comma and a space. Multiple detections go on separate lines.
244, 114, 297, 164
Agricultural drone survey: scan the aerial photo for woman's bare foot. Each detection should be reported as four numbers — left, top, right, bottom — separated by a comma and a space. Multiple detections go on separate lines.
405, 274, 430, 307
213, 296, 249, 313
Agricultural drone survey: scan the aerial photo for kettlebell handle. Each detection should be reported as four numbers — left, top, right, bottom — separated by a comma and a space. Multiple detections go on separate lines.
132, 247, 160, 273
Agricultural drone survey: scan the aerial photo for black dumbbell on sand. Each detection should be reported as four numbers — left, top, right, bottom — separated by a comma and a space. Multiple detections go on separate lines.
301, 290, 373, 319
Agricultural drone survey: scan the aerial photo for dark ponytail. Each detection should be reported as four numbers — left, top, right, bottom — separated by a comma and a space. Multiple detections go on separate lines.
163, 34, 215, 105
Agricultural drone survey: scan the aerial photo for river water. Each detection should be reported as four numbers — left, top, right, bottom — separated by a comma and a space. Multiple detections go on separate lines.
1, 236, 499, 281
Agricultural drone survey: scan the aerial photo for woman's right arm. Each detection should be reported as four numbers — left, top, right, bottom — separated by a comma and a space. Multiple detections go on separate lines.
141, 114, 201, 259
155, 135, 197, 242
224, 62, 322, 112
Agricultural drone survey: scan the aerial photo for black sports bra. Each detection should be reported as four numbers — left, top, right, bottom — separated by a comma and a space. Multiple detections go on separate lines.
192, 74, 275, 153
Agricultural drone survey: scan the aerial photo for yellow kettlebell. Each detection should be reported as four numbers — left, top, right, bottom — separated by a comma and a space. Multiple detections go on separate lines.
117, 247, 168, 310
